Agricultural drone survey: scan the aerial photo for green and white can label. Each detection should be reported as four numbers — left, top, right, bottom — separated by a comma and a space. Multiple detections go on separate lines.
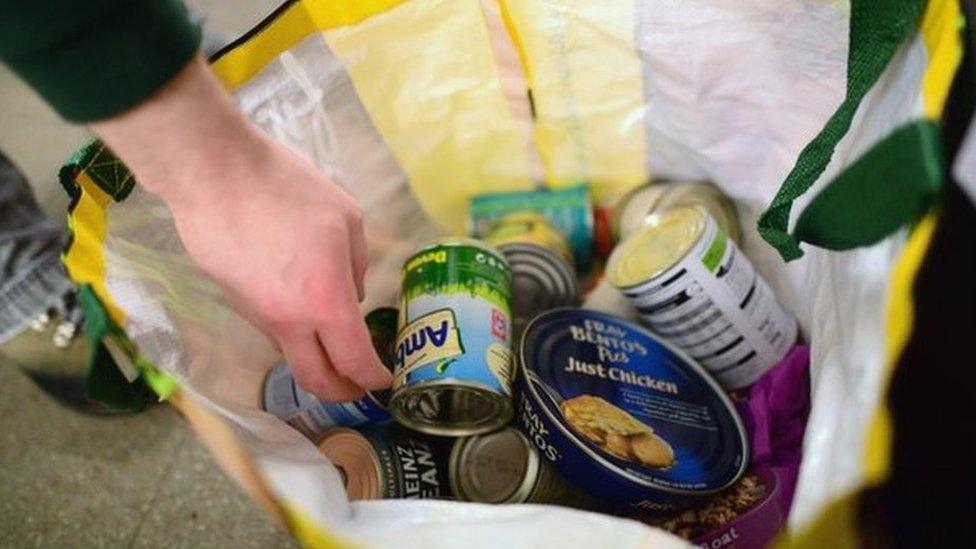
610, 207, 797, 389
392, 239, 514, 434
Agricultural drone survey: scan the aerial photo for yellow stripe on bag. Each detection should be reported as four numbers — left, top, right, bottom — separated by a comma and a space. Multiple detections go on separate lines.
497, 0, 648, 201
211, 0, 407, 89
323, 0, 536, 233
862, 212, 939, 482
920, 0, 964, 119
861, 0, 961, 485
62, 172, 126, 326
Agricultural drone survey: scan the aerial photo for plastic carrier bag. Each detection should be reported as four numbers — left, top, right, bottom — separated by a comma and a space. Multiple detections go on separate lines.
58, 0, 968, 546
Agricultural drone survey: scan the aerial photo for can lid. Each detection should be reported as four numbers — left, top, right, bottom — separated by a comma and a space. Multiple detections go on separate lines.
317, 428, 383, 500
519, 309, 748, 497
486, 212, 574, 266
612, 183, 669, 242
390, 382, 514, 437
606, 205, 706, 288
500, 242, 580, 333
450, 428, 539, 504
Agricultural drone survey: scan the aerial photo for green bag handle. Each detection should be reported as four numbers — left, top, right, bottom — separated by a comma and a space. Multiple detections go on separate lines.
757, 0, 928, 260
792, 120, 944, 250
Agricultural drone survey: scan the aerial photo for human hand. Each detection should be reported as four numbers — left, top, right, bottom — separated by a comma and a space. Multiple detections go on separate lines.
91, 57, 391, 401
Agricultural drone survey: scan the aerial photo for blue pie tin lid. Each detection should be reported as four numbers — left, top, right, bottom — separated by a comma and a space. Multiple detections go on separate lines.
517, 309, 748, 510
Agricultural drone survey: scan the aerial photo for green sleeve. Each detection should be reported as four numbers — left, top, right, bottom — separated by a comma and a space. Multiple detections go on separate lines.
0, 0, 202, 122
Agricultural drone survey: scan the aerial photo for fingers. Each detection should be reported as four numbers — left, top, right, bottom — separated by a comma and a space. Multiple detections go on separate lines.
347, 211, 368, 303
280, 330, 365, 402
314, 246, 392, 392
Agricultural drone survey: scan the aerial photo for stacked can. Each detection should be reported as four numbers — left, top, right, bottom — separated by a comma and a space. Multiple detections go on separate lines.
612, 181, 740, 245
607, 205, 797, 389
318, 426, 454, 500
485, 213, 580, 336
317, 425, 592, 506
390, 238, 515, 436
261, 307, 398, 439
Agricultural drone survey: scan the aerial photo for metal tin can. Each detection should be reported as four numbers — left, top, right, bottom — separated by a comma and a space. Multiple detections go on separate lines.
469, 185, 594, 268
496, 242, 580, 337
317, 426, 454, 500
517, 309, 748, 512
607, 205, 797, 389
612, 181, 740, 245
391, 238, 514, 436
261, 308, 398, 439
485, 211, 574, 266
449, 427, 593, 507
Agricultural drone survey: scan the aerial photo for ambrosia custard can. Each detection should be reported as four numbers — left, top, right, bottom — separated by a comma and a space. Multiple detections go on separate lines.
317, 426, 453, 500
262, 308, 398, 439
391, 238, 515, 436
517, 309, 748, 512
607, 205, 797, 389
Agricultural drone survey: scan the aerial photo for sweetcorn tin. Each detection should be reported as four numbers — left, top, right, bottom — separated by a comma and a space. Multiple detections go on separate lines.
317, 426, 453, 500
450, 427, 593, 507
391, 238, 515, 436
485, 211, 574, 265
262, 308, 397, 439
613, 181, 740, 245
518, 309, 748, 512
607, 205, 797, 389
469, 185, 594, 268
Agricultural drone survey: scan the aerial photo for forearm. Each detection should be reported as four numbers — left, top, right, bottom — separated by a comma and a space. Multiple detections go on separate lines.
90, 56, 267, 210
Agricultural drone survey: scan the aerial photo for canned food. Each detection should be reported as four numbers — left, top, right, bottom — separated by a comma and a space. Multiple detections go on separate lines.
469, 185, 594, 268
593, 189, 629, 259
496, 242, 580, 337
262, 308, 398, 439
607, 206, 797, 389
317, 426, 453, 500
391, 238, 514, 436
517, 309, 748, 512
485, 211, 574, 265
450, 427, 593, 507
613, 181, 740, 245
639, 468, 783, 548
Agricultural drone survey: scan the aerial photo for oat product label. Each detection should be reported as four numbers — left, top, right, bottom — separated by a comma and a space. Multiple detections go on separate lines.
262, 363, 393, 438
395, 240, 513, 395
517, 309, 747, 511
610, 206, 797, 389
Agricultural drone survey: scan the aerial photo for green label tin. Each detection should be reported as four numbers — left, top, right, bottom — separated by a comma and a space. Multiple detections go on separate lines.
392, 238, 514, 436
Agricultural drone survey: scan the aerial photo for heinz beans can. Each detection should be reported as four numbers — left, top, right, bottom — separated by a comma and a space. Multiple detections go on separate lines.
391, 238, 514, 436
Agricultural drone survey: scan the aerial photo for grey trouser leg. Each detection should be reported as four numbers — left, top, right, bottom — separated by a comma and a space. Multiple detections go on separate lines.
0, 150, 73, 344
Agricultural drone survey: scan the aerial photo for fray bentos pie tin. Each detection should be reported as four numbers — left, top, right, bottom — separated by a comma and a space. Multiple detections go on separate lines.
517, 309, 747, 512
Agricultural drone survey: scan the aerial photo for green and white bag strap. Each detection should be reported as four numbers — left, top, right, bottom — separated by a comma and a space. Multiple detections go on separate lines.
758, 0, 963, 260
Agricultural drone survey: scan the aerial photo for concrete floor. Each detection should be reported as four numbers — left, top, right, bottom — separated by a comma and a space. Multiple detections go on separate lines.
0, 1, 300, 547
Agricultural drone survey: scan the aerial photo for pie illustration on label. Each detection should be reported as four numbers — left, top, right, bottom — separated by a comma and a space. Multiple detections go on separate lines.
560, 395, 675, 468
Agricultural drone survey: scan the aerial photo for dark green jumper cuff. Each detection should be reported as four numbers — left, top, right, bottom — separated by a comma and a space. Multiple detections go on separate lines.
3, 0, 201, 122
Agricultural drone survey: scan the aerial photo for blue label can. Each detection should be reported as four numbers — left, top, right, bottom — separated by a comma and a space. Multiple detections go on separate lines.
262, 308, 397, 440
391, 238, 514, 436
517, 309, 748, 512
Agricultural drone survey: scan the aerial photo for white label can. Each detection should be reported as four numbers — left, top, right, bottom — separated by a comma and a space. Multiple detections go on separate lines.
607, 205, 797, 389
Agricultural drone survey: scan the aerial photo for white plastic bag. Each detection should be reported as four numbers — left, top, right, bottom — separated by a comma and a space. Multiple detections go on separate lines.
61, 0, 960, 545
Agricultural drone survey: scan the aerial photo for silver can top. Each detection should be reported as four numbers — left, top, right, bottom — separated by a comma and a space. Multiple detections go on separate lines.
450, 428, 539, 504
